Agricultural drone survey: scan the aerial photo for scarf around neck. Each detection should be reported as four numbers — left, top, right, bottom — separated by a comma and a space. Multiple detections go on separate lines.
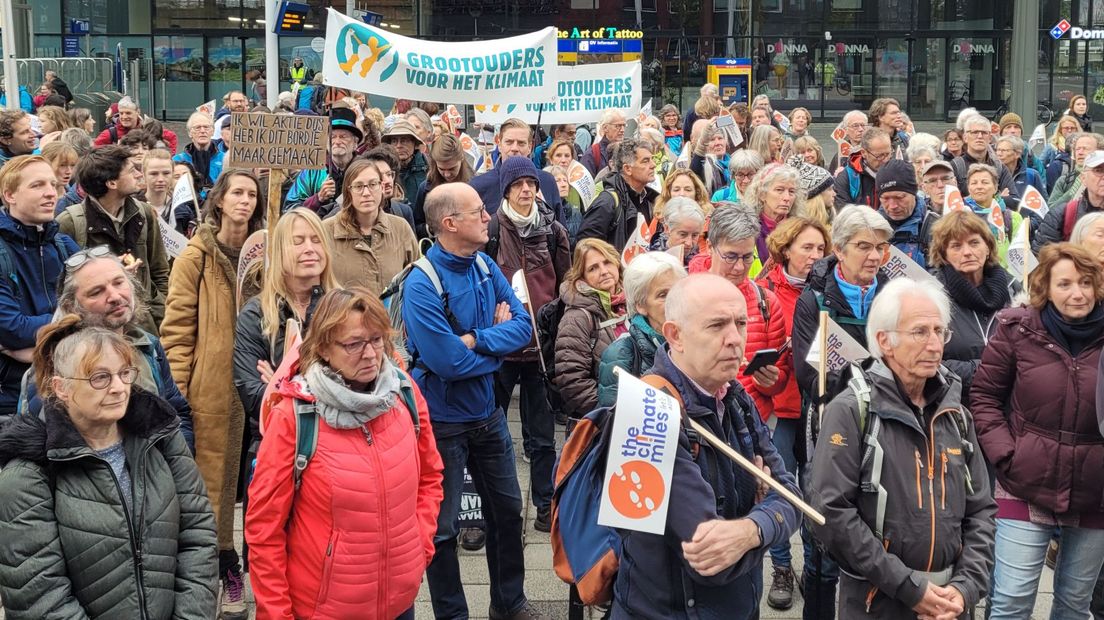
304, 359, 402, 430
940, 263, 1010, 313
500, 199, 542, 238
1040, 301, 1104, 357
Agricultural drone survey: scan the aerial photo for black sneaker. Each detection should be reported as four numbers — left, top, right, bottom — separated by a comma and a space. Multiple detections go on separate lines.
534, 506, 552, 532
489, 601, 549, 620
459, 526, 486, 551
767, 565, 795, 610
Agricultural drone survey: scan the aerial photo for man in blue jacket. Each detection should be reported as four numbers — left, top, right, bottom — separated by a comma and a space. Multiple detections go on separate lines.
612, 273, 801, 619
470, 118, 561, 219
0, 155, 79, 418
403, 182, 547, 620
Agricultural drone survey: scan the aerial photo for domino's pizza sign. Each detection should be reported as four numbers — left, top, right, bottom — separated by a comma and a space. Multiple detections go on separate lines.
1051, 19, 1104, 39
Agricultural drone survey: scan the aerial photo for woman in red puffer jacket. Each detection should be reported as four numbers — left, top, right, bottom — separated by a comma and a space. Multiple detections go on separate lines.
246, 288, 443, 620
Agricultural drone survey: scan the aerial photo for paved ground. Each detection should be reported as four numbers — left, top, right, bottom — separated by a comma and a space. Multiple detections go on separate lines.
215, 384, 1059, 620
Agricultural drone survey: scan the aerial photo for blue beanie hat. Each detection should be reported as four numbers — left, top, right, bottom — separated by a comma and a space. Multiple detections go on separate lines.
498, 156, 540, 200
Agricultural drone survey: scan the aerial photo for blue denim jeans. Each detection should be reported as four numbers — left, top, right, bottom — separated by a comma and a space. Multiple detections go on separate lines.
495, 360, 555, 511
769, 417, 801, 569
425, 410, 528, 620
989, 518, 1104, 619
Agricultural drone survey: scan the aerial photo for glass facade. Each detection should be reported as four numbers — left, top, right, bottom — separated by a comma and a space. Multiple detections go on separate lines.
22, 0, 1104, 121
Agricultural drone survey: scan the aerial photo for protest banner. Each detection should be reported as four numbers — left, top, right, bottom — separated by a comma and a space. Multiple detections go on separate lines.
831, 124, 849, 173
227, 112, 329, 170
473, 61, 641, 125
1020, 184, 1049, 219
805, 318, 870, 373
944, 184, 967, 212
237, 230, 266, 312
773, 110, 792, 134
621, 213, 654, 266
597, 370, 681, 535
196, 100, 216, 116
568, 160, 597, 207
882, 245, 939, 284
1006, 220, 1038, 283
458, 469, 485, 529
323, 8, 556, 105
157, 217, 190, 259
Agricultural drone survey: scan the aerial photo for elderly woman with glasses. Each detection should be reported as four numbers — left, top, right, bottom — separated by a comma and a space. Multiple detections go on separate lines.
712, 150, 765, 204
247, 287, 442, 620
322, 159, 420, 296
972, 243, 1104, 618
0, 315, 217, 619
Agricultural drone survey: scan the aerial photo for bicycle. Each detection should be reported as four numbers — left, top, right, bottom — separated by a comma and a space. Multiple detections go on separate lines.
992, 99, 1054, 127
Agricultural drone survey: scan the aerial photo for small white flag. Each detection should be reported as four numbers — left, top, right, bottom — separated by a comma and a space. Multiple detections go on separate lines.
195, 100, 216, 116
1028, 123, 1048, 158
157, 217, 190, 259
805, 319, 870, 373
597, 370, 681, 535
511, 269, 530, 304
944, 184, 968, 212
637, 99, 653, 123
621, 214, 653, 267
1006, 219, 1038, 283
882, 245, 939, 285
1019, 185, 1049, 220
567, 160, 597, 208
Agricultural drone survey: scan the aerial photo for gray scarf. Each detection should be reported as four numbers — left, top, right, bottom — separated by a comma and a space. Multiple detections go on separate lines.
304, 359, 402, 429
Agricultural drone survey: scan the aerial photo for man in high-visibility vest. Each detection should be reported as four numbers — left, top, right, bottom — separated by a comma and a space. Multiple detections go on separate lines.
288, 57, 313, 86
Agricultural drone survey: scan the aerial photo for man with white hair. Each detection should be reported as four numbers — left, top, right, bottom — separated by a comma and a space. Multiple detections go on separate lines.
807, 277, 996, 618
610, 272, 800, 619
581, 109, 626, 176
950, 115, 1014, 194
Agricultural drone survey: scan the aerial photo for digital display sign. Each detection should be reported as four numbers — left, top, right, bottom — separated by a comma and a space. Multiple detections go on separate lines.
275, 1, 310, 34
557, 27, 643, 64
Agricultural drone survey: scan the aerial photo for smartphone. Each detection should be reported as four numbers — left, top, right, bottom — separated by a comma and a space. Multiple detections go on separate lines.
743, 340, 791, 376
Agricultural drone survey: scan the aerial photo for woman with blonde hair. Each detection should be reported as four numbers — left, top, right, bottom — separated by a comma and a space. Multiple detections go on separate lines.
792, 135, 824, 167
324, 159, 420, 294
742, 163, 803, 265
1043, 114, 1082, 170
555, 238, 628, 423
749, 124, 784, 164
40, 141, 78, 195
36, 105, 73, 148
234, 208, 340, 482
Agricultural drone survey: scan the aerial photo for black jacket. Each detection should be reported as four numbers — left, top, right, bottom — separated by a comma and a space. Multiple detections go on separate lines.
1032, 193, 1104, 254
933, 265, 1017, 397
576, 173, 658, 251
951, 150, 1015, 198
808, 360, 996, 616
792, 255, 888, 403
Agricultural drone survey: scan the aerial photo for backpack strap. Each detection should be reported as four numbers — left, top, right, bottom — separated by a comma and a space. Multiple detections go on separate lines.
398, 382, 420, 437
64, 205, 88, 248
849, 363, 888, 540
813, 289, 867, 327
292, 398, 319, 491
0, 239, 17, 304
485, 216, 501, 261
1064, 200, 1080, 240
751, 282, 770, 323
591, 142, 602, 168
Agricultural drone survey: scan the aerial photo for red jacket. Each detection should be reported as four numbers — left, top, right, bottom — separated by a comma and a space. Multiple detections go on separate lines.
757, 263, 801, 419
245, 367, 444, 620
93, 124, 179, 153
688, 258, 790, 419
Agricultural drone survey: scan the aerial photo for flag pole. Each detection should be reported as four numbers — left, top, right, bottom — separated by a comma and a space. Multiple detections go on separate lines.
613, 367, 826, 526
817, 310, 829, 428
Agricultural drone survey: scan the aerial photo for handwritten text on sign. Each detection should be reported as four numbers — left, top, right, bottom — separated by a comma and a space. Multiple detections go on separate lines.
227, 112, 329, 170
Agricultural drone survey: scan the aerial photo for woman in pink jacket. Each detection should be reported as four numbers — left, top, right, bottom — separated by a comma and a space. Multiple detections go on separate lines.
246, 287, 444, 619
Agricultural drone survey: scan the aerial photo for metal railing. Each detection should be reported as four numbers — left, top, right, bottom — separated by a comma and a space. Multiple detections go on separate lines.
0, 58, 115, 95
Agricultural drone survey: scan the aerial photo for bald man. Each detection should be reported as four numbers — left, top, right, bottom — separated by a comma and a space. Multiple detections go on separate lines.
610, 274, 801, 620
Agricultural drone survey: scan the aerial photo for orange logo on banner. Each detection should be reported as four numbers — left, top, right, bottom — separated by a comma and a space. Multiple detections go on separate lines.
839, 142, 852, 158
608, 460, 666, 519
945, 185, 967, 212
1023, 189, 1043, 212
832, 127, 846, 143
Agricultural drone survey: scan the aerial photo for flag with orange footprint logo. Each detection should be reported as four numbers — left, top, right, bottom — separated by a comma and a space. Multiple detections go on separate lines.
621, 214, 656, 267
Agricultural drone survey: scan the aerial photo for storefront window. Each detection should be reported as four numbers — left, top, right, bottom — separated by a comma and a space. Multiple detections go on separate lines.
154, 35, 204, 119
66, 0, 150, 34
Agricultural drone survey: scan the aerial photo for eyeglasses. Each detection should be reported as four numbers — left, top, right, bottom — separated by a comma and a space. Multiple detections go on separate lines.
63, 366, 140, 390
190, 125, 213, 132
965, 130, 989, 137
336, 336, 386, 357
717, 251, 757, 265
923, 175, 955, 185
848, 241, 890, 255
349, 180, 382, 194
735, 171, 756, 180
448, 205, 488, 218
65, 245, 113, 272
847, 122, 867, 129
891, 327, 953, 344
609, 123, 626, 129
866, 151, 892, 162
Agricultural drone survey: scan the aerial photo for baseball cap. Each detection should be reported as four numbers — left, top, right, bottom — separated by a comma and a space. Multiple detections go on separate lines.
920, 160, 954, 176
1085, 150, 1104, 169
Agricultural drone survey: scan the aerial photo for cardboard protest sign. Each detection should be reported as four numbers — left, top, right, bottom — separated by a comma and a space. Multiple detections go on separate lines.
473, 62, 641, 125
323, 8, 556, 104
805, 319, 870, 373
1020, 185, 1049, 219
227, 112, 329, 170
567, 160, 597, 207
237, 230, 266, 312
882, 245, 939, 284
597, 370, 681, 535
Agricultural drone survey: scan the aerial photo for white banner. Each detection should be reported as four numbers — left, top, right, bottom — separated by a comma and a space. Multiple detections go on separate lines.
322, 8, 556, 104
1020, 184, 1049, 220
472, 61, 641, 125
882, 245, 939, 284
1006, 220, 1038, 283
567, 160, 596, 208
597, 371, 681, 535
621, 213, 653, 266
157, 217, 190, 259
806, 319, 870, 373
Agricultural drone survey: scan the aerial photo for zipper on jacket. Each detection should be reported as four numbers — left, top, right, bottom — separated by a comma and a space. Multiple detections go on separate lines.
914, 450, 923, 509
925, 409, 952, 572
38, 245, 49, 306
369, 420, 390, 620
941, 450, 948, 510
361, 425, 373, 446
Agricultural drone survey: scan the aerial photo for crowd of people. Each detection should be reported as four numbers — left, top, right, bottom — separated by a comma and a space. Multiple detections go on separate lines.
0, 73, 1103, 620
